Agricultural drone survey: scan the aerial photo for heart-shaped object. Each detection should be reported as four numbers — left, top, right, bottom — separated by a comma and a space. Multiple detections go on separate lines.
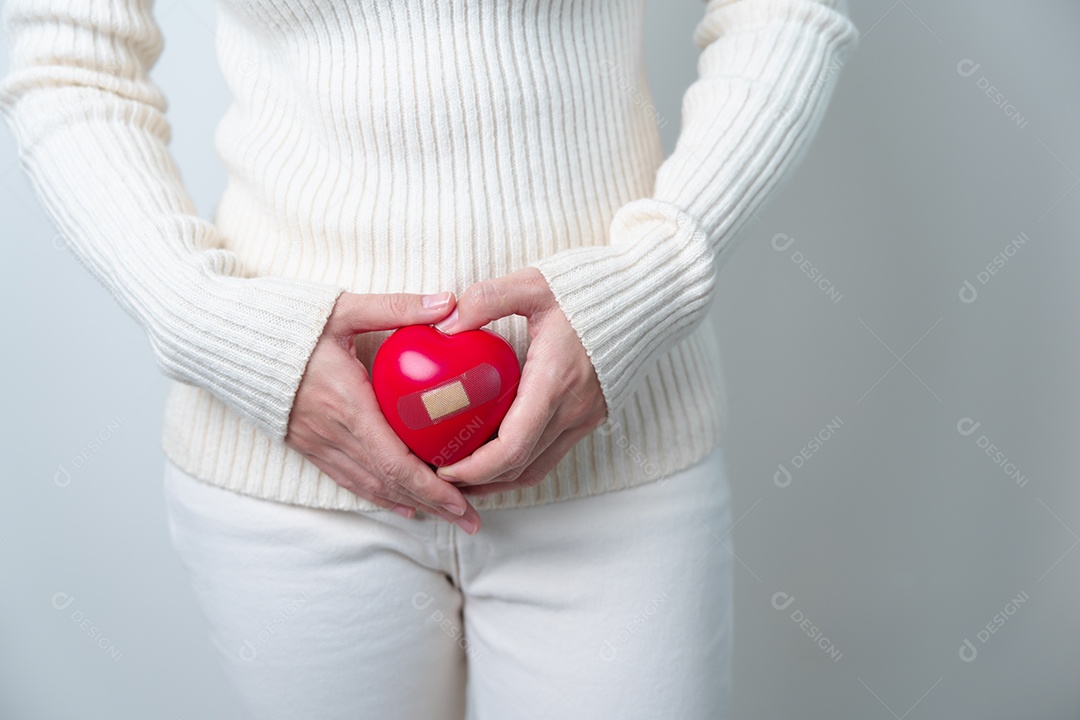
371, 325, 521, 466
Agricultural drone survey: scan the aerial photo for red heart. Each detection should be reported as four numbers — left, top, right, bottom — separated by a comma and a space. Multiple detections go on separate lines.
371, 325, 521, 466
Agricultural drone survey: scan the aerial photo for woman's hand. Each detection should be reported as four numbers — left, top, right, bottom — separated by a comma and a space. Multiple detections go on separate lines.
285, 291, 482, 534
432, 268, 608, 496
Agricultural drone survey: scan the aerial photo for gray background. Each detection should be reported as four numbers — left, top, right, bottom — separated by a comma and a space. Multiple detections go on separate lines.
2, 0, 1077, 717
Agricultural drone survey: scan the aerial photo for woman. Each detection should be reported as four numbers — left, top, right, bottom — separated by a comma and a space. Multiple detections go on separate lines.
0, 0, 858, 717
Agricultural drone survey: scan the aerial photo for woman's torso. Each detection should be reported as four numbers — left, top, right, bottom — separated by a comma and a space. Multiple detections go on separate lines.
162, 0, 728, 512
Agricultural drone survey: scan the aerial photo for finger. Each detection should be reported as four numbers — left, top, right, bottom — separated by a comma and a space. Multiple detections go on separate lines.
436, 369, 558, 485
322, 444, 476, 528
334, 291, 457, 337
481, 353, 595, 485
458, 427, 585, 497
338, 413, 482, 529
355, 441, 483, 531
304, 445, 418, 517
435, 268, 550, 335
485, 405, 569, 485
385, 451, 483, 531
319, 444, 477, 528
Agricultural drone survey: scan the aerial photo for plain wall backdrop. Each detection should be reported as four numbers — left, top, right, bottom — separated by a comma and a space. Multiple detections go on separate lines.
2, 1, 1078, 717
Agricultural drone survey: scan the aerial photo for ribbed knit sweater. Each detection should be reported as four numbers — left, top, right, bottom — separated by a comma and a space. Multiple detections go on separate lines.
0, 0, 858, 511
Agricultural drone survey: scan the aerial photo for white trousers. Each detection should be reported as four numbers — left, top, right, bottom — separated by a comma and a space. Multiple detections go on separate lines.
162, 444, 733, 720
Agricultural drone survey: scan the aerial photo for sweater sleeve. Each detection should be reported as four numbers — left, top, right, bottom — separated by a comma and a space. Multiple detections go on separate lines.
530, 0, 859, 413
0, 0, 349, 440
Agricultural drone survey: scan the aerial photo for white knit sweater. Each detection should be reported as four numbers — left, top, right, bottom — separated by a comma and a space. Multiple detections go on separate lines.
0, 0, 858, 511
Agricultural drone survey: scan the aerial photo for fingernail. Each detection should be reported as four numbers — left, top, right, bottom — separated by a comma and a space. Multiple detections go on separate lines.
436, 467, 458, 481
442, 501, 466, 517
423, 292, 452, 310
456, 518, 478, 535
392, 505, 415, 519
434, 308, 458, 333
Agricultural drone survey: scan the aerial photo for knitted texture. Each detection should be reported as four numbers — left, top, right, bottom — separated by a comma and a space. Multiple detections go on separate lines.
0, 0, 858, 511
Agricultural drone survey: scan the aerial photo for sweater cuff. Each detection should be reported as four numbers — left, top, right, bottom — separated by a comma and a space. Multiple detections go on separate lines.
4, 108, 348, 441
148, 270, 347, 441
530, 198, 717, 413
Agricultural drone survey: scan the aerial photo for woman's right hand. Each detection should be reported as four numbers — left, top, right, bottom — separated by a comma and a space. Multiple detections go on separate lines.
285, 291, 482, 534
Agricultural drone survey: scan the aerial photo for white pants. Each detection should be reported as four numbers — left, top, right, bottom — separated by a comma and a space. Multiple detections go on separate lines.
162, 445, 733, 720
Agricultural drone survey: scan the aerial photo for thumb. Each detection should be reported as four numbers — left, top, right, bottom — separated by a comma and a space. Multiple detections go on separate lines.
332, 291, 456, 336
436, 269, 550, 335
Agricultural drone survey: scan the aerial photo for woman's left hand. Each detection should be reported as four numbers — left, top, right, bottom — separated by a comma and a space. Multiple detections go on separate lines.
433, 267, 607, 495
